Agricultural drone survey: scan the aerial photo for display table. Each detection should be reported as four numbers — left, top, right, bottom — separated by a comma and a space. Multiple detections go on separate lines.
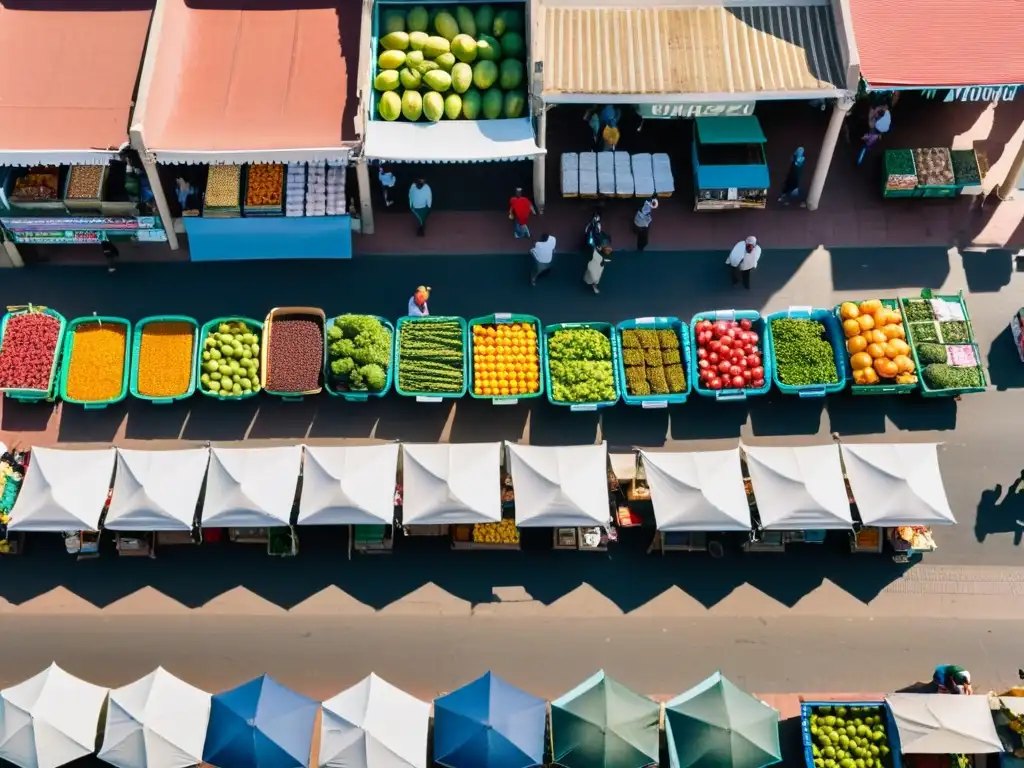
404, 524, 448, 537
156, 530, 198, 547
350, 524, 393, 557
553, 526, 609, 551
849, 527, 883, 553
115, 532, 154, 558
229, 527, 268, 544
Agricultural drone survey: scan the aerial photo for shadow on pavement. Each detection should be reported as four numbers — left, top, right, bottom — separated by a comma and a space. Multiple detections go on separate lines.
0, 400, 54, 438
748, 395, 824, 437
829, 247, 950, 292
669, 401, 749, 441
123, 400, 191, 441
57, 402, 127, 443
449, 398, 529, 444
960, 249, 1013, 294
975, 476, 1024, 546
826, 394, 958, 435
600, 406, 668, 450
985, 324, 1024, 391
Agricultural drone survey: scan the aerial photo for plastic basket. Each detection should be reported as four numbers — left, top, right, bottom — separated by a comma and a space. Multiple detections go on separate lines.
614, 317, 691, 407
196, 317, 264, 401
689, 310, 771, 401
323, 314, 395, 400
0, 306, 67, 403
129, 315, 199, 404
799, 701, 903, 768
260, 307, 326, 401
902, 290, 985, 397
764, 307, 846, 398
58, 316, 131, 409
468, 313, 544, 404
834, 300, 918, 395
394, 316, 469, 401
543, 322, 621, 411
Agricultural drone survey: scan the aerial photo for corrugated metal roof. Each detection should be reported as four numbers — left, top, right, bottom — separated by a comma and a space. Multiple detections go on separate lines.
542, 4, 845, 98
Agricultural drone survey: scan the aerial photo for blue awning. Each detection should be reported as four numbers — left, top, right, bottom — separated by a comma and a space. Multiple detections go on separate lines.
364, 118, 545, 163
696, 164, 770, 191
183, 216, 352, 261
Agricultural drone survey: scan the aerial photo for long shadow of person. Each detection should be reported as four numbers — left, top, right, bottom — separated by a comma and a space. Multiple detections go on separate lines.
976, 474, 1024, 545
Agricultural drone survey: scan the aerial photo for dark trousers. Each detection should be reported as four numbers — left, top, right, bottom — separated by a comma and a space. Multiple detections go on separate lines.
731, 266, 751, 289
634, 224, 649, 251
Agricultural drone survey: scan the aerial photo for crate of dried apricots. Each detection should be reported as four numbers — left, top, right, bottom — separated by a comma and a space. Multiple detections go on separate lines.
129, 316, 199, 404
243, 164, 284, 216
0, 305, 67, 402
58, 316, 131, 408
469, 314, 544, 404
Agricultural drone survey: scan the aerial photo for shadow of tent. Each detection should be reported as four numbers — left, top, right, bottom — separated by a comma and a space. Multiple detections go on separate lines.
960, 248, 1012, 294
829, 247, 951, 292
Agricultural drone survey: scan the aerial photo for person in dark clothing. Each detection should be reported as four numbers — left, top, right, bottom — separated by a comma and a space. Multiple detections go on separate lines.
778, 147, 806, 205
101, 240, 119, 273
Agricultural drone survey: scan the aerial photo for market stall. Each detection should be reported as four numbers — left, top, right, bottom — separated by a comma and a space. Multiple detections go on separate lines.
0, 445, 27, 555
901, 291, 985, 397
691, 117, 769, 211
885, 694, 1002, 754
882, 148, 985, 199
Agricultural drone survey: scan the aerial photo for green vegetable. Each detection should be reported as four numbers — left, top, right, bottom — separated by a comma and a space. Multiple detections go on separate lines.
910, 321, 939, 343
547, 328, 615, 402
770, 318, 839, 387
916, 343, 947, 364
326, 315, 392, 392
922, 363, 984, 391
620, 326, 686, 397
398, 318, 464, 394
939, 320, 970, 343
902, 300, 934, 323
950, 150, 981, 184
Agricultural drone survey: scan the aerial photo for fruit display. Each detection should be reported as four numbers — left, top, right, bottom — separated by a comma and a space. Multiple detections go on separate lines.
11, 167, 59, 201
806, 704, 894, 768
913, 147, 954, 187
65, 166, 104, 200
619, 327, 686, 397
0, 310, 63, 393
397, 317, 466, 395
950, 149, 981, 185
0, 449, 26, 555
693, 316, 766, 394
374, 3, 527, 122
769, 317, 840, 388
326, 315, 392, 393
205, 165, 242, 213
472, 518, 519, 545
839, 300, 917, 387
244, 164, 284, 211
471, 318, 541, 399
63, 320, 129, 403
264, 313, 325, 394
200, 320, 262, 397
883, 150, 916, 191
136, 321, 196, 399
546, 326, 617, 404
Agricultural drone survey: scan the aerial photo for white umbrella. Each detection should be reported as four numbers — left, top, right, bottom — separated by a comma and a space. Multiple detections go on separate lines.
743, 444, 852, 530
8, 447, 116, 532
201, 446, 302, 528
401, 443, 501, 525
105, 449, 210, 531
298, 445, 399, 526
640, 449, 751, 531
841, 443, 955, 526
508, 443, 609, 528
886, 694, 1002, 754
99, 667, 210, 768
319, 674, 430, 768
0, 663, 109, 768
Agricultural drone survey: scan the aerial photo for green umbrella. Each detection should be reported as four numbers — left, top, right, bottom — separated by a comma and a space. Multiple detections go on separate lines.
551, 670, 660, 768
665, 671, 781, 768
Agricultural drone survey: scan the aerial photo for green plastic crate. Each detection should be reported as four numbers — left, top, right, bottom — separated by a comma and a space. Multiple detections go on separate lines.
468, 313, 544, 404
129, 315, 199, 404
833, 299, 918, 395
58, 316, 131, 409
902, 290, 985, 397
323, 314, 395, 400
543, 321, 621, 410
0, 306, 66, 403
196, 317, 264, 401
394, 315, 468, 401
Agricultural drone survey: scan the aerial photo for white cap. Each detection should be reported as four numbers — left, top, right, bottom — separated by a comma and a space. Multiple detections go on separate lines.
745, 236, 757, 245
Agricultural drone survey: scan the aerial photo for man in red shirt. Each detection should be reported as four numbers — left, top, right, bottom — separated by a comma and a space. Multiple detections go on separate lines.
509, 187, 536, 239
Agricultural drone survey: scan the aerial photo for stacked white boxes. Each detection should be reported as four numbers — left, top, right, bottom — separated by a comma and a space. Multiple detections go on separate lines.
326, 161, 346, 216
653, 153, 675, 197
561, 153, 579, 197
579, 152, 598, 197
285, 163, 306, 217
631, 154, 655, 198
306, 161, 327, 216
597, 151, 615, 196
614, 152, 634, 197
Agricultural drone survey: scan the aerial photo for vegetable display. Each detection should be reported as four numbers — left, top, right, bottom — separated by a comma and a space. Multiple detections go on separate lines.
950, 149, 981, 185
770, 318, 839, 387
326, 315, 392, 393
883, 150, 916, 191
807, 704, 894, 768
200, 321, 261, 397
64, 323, 128, 403
546, 327, 616, 403
693, 318, 765, 392
398, 318, 465, 394
0, 312, 62, 392
471, 320, 540, 398
265, 315, 324, 394
902, 294, 984, 394
913, 147, 954, 187
840, 300, 917, 387
922, 363, 984, 390
620, 328, 685, 396
136, 322, 195, 399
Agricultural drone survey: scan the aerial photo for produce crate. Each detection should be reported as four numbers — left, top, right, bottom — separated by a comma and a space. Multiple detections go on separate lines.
613, 317, 690, 407
260, 307, 325, 401
882, 149, 918, 198
394, 315, 468, 402
918, 183, 958, 198
799, 700, 903, 768
951, 148, 983, 195
196, 317, 264, 401
323, 314, 394, 401
689, 310, 771, 401
468, 313, 544, 404
129, 315, 199, 404
902, 290, 985, 397
543, 321, 621, 411
0, 306, 67, 403
58, 316, 131, 409
764, 307, 846, 398
833, 300, 917, 395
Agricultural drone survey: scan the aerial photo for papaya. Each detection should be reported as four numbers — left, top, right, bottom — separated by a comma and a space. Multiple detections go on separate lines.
451, 62, 473, 94
383, 10, 405, 33
406, 5, 429, 32
378, 91, 402, 120
503, 89, 525, 118
475, 34, 502, 61
455, 6, 477, 36
500, 31, 524, 58
481, 87, 504, 119
378, 50, 406, 70
380, 31, 409, 51
472, 59, 498, 89
401, 90, 423, 122
406, 50, 425, 67
414, 59, 440, 75
400, 67, 422, 90
373, 70, 400, 92
444, 93, 463, 120
435, 52, 457, 72
424, 36, 451, 59
423, 91, 445, 122
474, 5, 495, 36
408, 31, 429, 52
461, 88, 482, 119
433, 11, 460, 41
499, 58, 524, 89
451, 34, 478, 62
496, 9, 523, 33
423, 69, 453, 93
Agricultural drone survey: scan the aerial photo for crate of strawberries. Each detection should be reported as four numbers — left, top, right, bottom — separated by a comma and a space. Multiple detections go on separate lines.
0, 305, 67, 402
690, 310, 771, 400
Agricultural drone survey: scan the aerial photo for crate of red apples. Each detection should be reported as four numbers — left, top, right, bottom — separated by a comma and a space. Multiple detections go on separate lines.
0, 306, 67, 402
690, 310, 772, 400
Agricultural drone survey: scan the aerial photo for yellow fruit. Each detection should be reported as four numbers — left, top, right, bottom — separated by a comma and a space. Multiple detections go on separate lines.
859, 299, 882, 315
856, 314, 875, 332
840, 302, 860, 320
894, 354, 915, 373
865, 343, 886, 359
846, 335, 867, 354
861, 367, 879, 384
843, 319, 861, 338
874, 357, 898, 379
850, 352, 873, 371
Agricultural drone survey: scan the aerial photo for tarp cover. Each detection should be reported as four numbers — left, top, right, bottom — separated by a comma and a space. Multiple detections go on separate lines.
885, 694, 1002, 754
507, 443, 609, 528
319, 673, 429, 768
401, 443, 501, 525
299, 445, 399, 526
840, 444, 955, 527
201, 446, 302, 529
0, 663, 110, 768
105, 449, 209, 531
8, 447, 116, 532
364, 119, 544, 163
743, 445, 852, 530
99, 667, 211, 768
640, 450, 751, 531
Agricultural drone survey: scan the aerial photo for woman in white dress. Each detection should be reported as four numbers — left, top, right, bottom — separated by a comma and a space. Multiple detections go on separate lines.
583, 244, 612, 294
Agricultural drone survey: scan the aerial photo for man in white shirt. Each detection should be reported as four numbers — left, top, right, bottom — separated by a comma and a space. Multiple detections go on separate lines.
726, 236, 761, 289
530, 233, 556, 285
379, 163, 396, 207
408, 179, 432, 236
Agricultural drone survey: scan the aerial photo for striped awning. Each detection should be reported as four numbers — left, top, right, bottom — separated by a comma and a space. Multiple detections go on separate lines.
541, 4, 846, 100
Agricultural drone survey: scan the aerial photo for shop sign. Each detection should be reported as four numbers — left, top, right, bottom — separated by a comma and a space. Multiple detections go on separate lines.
921, 86, 1020, 103
637, 102, 756, 119
0, 216, 167, 245
7, 230, 104, 245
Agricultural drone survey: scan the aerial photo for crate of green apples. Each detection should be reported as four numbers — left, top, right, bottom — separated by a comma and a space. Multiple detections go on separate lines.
801, 701, 900, 768
198, 317, 263, 399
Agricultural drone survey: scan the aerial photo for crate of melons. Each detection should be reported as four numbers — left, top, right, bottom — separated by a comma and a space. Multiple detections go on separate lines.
836, 299, 919, 395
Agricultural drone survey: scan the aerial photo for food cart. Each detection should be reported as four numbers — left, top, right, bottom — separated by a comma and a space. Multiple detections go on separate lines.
0, 445, 27, 555
691, 116, 769, 211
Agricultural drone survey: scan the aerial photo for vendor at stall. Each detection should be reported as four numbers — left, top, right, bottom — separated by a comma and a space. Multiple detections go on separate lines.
933, 665, 972, 694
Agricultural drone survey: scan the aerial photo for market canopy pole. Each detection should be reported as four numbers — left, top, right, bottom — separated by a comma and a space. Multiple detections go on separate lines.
806, 95, 855, 211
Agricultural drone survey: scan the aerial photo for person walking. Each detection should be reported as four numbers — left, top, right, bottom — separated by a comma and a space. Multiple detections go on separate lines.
407, 285, 431, 317
379, 163, 396, 207
583, 243, 612, 294
726, 236, 761, 290
509, 187, 536, 239
529, 232, 556, 285
601, 120, 621, 151
101, 240, 119, 273
409, 178, 432, 236
584, 209, 604, 250
632, 198, 657, 252
778, 147, 806, 205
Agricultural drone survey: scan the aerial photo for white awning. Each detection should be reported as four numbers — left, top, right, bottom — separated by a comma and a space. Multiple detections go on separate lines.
841, 443, 956, 527
508, 443, 609, 528
0, 150, 120, 167
201, 446, 302, 529
885, 694, 1002, 754
363, 119, 544, 163
8, 447, 116, 532
743, 444, 852, 530
298, 445, 399, 526
401, 443, 501, 525
105, 449, 210, 532
98, 668, 211, 768
640, 449, 751, 531
148, 148, 351, 165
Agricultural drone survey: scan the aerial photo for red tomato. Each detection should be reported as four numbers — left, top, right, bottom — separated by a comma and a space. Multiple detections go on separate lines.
718, 361, 732, 374
748, 332, 759, 344
708, 340, 721, 353
743, 370, 753, 381
709, 377, 723, 390
697, 347, 707, 359
732, 349, 746, 362
698, 359, 709, 369
740, 319, 752, 330
747, 355, 761, 368
751, 366, 765, 380
732, 375, 746, 388
727, 328, 739, 339
729, 365, 742, 377
708, 353, 719, 365
752, 378, 765, 388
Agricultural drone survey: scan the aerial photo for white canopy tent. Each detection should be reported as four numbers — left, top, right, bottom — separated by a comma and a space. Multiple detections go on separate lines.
319, 673, 430, 768
8, 448, 116, 532
507, 443, 609, 528
105, 449, 210, 531
743, 444, 852, 530
298, 445, 400, 526
0, 663, 109, 768
640, 449, 751, 531
840, 443, 956, 527
98, 667, 211, 768
885, 694, 1002, 754
401, 443, 501, 525
201, 446, 302, 528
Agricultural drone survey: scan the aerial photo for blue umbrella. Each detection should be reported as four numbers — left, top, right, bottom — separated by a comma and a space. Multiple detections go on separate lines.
433, 671, 546, 768
203, 675, 319, 768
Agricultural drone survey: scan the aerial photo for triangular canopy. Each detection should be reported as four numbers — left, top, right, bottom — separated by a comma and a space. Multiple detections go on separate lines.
298, 445, 399, 526
433, 672, 545, 768
8, 447, 116, 532
743, 444, 852, 530
201, 446, 302, 529
106, 449, 210, 531
203, 675, 319, 768
0, 663, 110, 768
507, 443, 609, 528
885, 694, 1002, 754
665, 672, 781, 768
319, 673, 429, 768
401, 443, 501, 525
840, 444, 956, 527
640, 450, 751, 531
551, 670, 660, 768
99, 667, 211, 768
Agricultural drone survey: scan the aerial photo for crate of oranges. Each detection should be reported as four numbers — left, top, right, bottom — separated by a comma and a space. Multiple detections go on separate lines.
469, 314, 544, 403
834, 298, 919, 396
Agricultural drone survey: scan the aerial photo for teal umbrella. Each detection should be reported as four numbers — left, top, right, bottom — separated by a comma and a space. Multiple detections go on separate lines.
551, 670, 660, 768
665, 671, 781, 768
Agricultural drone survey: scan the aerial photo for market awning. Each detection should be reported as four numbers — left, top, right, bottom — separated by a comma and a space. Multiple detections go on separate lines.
840, 443, 955, 527
640, 449, 751, 531
105, 449, 209, 532
298, 444, 399, 526
743, 444, 852, 530
8, 447, 116, 532
507, 443, 609, 528
201, 446, 302, 529
363, 119, 544, 163
401, 443, 501, 526
885, 694, 1003, 754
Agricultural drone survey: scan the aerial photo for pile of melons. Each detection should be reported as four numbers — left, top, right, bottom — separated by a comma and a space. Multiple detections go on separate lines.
840, 300, 918, 386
